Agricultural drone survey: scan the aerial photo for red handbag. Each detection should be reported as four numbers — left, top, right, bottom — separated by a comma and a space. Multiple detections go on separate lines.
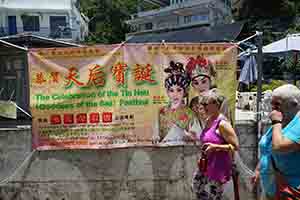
271, 156, 300, 200
197, 150, 208, 173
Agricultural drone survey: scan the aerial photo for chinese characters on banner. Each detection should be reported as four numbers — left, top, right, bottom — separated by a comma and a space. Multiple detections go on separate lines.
28, 43, 237, 150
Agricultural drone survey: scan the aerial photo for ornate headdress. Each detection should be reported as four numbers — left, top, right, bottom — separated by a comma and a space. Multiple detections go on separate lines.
186, 56, 216, 80
164, 61, 190, 90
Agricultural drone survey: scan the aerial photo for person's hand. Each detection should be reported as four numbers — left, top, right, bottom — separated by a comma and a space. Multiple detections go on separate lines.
152, 135, 160, 144
167, 120, 176, 129
251, 168, 260, 191
184, 129, 197, 141
184, 122, 198, 141
203, 143, 218, 154
269, 110, 283, 122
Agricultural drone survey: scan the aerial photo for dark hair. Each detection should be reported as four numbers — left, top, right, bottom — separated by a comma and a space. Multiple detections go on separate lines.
165, 74, 190, 91
164, 61, 190, 91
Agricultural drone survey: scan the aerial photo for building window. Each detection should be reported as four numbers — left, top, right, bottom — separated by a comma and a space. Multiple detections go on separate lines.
184, 14, 209, 24
138, 24, 143, 31
145, 23, 153, 30
191, 15, 209, 22
158, 21, 167, 29
184, 16, 191, 24
49, 16, 70, 38
171, 0, 180, 5
21, 16, 40, 32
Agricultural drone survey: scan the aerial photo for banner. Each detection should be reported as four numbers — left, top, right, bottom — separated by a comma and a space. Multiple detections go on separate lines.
29, 43, 237, 150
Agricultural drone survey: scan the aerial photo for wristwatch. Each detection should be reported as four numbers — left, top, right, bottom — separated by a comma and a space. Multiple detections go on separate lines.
272, 120, 282, 125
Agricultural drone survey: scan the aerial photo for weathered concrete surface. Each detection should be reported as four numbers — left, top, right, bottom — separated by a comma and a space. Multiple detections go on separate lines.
0, 121, 261, 200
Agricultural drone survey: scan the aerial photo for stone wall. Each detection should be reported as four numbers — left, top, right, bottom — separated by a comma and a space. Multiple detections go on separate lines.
0, 120, 260, 200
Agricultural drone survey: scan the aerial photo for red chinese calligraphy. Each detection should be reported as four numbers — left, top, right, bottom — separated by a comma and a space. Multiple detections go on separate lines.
112, 63, 128, 86
65, 67, 84, 88
133, 64, 156, 83
63, 114, 74, 124
35, 72, 47, 84
102, 112, 112, 123
89, 113, 100, 123
76, 113, 87, 124
50, 115, 61, 125
87, 65, 106, 87
50, 72, 60, 83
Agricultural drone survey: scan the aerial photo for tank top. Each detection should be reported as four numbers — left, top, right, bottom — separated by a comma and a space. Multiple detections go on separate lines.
199, 116, 232, 183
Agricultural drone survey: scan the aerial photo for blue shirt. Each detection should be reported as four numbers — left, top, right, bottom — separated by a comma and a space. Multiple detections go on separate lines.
259, 114, 300, 196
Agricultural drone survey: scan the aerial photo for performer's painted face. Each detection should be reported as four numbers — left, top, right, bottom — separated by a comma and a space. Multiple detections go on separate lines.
191, 76, 210, 93
167, 85, 185, 105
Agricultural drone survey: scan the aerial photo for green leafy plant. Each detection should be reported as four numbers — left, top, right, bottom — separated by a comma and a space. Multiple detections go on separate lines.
250, 80, 288, 92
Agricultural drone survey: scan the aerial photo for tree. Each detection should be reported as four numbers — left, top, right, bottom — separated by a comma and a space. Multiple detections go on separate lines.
237, 0, 297, 19
79, 0, 156, 44
233, 0, 299, 47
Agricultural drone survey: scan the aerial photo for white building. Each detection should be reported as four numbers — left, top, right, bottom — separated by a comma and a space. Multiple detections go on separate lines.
0, 0, 89, 42
127, 0, 232, 36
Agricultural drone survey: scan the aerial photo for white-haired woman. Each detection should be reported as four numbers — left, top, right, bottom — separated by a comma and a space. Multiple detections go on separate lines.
252, 84, 300, 200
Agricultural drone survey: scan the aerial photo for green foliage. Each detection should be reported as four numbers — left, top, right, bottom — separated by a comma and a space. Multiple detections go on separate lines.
235, 0, 300, 46
280, 54, 300, 74
79, 0, 135, 44
286, 23, 300, 35
250, 80, 288, 92
238, 0, 297, 19
79, 0, 156, 44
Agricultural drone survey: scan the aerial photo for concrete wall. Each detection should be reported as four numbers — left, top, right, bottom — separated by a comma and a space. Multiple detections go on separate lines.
0, 120, 261, 200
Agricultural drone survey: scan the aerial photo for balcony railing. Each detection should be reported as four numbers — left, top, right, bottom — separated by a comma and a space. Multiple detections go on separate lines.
130, 0, 212, 19
0, 26, 74, 39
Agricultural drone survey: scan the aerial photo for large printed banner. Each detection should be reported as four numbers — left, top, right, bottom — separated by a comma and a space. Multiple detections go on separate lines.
29, 43, 237, 150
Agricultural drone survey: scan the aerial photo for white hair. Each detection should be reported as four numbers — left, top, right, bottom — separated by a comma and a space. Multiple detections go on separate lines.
272, 84, 300, 106
272, 84, 300, 123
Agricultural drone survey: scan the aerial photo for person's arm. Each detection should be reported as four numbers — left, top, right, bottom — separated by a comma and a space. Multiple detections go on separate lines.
220, 97, 233, 124
272, 123, 300, 152
183, 119, 199, 142
204, 120, 239, 153
183, 129, 197, 142
270, 110, 300, 152
218, 120, 239, 150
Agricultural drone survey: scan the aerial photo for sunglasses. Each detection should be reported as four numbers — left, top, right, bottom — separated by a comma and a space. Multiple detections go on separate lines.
202, 101, 215, 107
271, 102, 281, 107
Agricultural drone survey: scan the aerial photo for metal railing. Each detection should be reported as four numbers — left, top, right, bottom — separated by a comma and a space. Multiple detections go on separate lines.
0, 26, 74, 39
